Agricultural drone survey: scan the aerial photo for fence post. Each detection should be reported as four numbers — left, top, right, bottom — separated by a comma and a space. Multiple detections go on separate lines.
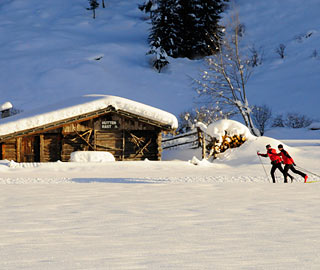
197, 127, 206, 159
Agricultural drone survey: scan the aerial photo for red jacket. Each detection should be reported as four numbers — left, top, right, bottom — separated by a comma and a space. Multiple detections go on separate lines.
260, 148, 282, 163
279, 149, 295, 165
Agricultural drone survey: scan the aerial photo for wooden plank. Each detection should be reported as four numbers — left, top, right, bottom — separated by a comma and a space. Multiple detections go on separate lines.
40, 135, 44, 162
1, 144, 5, 160
16, 137, 21, 162
95, 132, 123, 137
3, 142, 16, 161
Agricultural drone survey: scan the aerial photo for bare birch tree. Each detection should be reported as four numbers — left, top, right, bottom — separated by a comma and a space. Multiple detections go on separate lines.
194, 12, 260, 136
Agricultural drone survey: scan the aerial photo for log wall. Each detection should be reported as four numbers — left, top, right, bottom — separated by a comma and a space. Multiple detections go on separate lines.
0, 111, 165, 162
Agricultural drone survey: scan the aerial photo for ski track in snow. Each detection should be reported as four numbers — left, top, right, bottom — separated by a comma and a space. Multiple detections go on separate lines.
0, 176, 311, 185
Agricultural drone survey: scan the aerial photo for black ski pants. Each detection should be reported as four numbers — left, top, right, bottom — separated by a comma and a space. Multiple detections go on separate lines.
284, 164, 306, 181
270, 162, 293, 183
270, 162, 285, 183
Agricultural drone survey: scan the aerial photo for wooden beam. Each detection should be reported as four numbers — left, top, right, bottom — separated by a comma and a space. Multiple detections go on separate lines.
122, 130, 125, 161
134, 139, 151, 158
16, 137, 21, 163
40, 135, 44, 162
72, 126, 94, 150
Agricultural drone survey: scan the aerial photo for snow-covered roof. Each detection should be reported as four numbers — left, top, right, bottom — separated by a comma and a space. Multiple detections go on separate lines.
0, 95, 178, 137
0, 102, 13, 111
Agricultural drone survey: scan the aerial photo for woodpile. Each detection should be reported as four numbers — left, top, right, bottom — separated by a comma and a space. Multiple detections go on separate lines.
206, 132, 247, 159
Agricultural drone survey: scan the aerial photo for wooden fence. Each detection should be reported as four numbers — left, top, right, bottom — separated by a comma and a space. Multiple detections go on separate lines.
162, 128, 247, 160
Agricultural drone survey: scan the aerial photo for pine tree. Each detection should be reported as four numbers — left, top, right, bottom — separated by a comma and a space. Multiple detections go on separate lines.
88, 0, 99, 19
147, 0, 226, 71
174, 0, 199, 58
194, 0, 225, 57
148, 0, 179, 71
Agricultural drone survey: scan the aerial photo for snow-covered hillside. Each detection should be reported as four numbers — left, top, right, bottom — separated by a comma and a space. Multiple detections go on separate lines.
0, 0, 319, 121
235, 0, 320, 118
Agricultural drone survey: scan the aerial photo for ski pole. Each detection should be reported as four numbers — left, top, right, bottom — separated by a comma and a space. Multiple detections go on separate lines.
257, 153, 271, 183
295, 165, 320, 178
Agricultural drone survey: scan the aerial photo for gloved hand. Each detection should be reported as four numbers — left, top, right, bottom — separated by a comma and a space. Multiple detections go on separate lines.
257, 151, 260, 156
293, 163, 296, 166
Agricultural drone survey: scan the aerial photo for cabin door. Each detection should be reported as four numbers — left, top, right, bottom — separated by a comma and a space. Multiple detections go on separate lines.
21, 136, 40, 162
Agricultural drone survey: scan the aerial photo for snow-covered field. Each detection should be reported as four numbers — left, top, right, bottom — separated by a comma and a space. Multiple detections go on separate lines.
2, 182, 320, 270
1, 129, 320, 269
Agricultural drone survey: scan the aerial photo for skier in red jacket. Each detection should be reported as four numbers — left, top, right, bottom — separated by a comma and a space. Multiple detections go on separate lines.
257, 144, 293, 183
277, 144, 308, 183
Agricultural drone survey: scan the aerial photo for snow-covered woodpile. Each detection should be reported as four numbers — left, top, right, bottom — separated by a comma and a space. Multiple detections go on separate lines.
201, 119, 256, 159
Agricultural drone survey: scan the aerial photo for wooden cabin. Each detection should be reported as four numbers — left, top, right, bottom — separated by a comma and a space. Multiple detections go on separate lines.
0, 96, 177, 162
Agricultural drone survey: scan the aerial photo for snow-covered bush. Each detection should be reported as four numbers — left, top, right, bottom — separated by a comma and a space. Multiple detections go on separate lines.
284, 112, 313, 128
272, 113, 313, 128
272, 114, 285, 127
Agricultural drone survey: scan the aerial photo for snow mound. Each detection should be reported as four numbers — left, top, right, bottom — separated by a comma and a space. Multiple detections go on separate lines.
216, 135, 295, 166
206, 119, 256, 142
189, 156, 212, 166
309, 122, 320, 130
0, 102, 13, 111
195, 122, 207, 133
69, 151, 115, 163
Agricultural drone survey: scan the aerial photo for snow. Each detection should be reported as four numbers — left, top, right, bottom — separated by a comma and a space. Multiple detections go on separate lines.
0, 1, 320, 269
233, 0, 320, 118
69, 151, 115, 162
0, 0, 318, 121
0, 126, 320, 269
195, 121, 207, 132
206, 119, 256, 142
0, 94, 178, 136
309, 122, 320, 130
0, 101, 13, 111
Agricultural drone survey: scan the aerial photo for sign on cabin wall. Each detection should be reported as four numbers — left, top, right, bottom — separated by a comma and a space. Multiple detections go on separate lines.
101, 120, 119, 129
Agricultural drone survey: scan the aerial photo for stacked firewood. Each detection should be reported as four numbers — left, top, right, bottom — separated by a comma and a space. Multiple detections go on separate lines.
207, 133, 247, 159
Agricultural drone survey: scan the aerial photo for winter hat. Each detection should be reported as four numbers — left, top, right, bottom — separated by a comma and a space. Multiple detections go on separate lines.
266, 144, 271, 148
278, 144, 283, 149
